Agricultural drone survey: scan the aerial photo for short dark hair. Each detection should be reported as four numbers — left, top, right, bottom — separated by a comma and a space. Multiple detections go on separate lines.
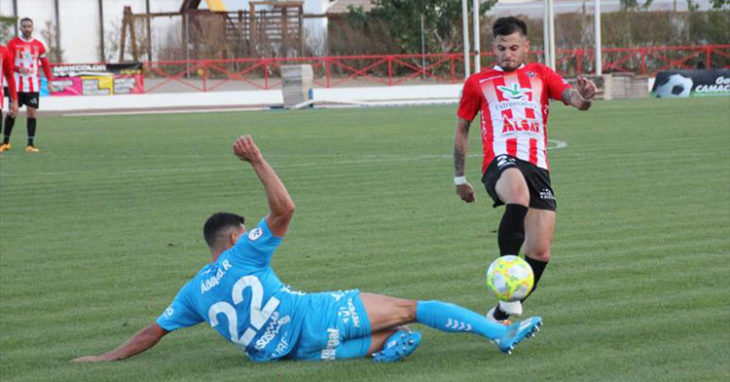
203, 212, 245, 248
492, 17, 527, 38
20, 17, 33, 25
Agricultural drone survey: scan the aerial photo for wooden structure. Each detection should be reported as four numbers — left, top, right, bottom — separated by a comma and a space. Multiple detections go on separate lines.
119, 1, 304, 62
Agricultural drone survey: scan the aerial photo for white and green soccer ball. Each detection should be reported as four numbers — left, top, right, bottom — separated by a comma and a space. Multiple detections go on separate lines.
486, 255, 534, 302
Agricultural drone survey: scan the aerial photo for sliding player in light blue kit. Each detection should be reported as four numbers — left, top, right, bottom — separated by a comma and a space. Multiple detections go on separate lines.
73, 135, 542, 364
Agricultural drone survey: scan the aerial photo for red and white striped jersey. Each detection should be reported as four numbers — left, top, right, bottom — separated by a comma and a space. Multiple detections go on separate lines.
7, 37, 52, 93
457, 63, 571, 172
0, 44, 18, 108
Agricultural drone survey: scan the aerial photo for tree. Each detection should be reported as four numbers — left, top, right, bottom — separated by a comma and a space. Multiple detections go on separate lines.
0, 16, 16, 44
350, 0, 495, 54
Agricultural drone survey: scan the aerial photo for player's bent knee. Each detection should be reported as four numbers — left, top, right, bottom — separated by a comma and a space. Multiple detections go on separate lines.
526, 250, 550, 262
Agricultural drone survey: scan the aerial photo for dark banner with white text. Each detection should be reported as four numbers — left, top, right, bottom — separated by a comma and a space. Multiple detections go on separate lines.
652, 69, 730, 98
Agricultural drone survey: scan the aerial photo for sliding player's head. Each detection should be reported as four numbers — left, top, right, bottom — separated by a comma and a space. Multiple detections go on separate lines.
203, 212, 246, 258
492, 17, 529, 72
19, 18, 33, 39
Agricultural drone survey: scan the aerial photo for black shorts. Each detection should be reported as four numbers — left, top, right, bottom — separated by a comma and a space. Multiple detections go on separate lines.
481, 154, 557, 211
5, 90, 39, 109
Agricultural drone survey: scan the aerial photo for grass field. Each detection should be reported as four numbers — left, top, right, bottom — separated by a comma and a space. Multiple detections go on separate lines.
1, 97, 729, 381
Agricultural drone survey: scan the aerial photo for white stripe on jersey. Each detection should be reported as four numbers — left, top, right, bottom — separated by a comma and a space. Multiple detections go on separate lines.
536, 138, 548, 169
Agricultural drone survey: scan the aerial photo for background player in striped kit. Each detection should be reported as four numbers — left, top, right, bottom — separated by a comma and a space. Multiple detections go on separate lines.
0, 17, 52, 153
0, 43, 19, 134
452, 17, 596, 322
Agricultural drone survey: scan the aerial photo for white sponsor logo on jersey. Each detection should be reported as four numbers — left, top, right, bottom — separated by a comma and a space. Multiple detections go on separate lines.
321, 328, 340, 360
255, 311, 291, 350
248, 227, 263, 240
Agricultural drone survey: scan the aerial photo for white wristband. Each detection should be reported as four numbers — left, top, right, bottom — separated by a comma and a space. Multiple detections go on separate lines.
454, 176, 467, 186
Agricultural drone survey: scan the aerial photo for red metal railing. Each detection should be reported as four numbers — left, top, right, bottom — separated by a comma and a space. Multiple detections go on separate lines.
141, 44, 729, 92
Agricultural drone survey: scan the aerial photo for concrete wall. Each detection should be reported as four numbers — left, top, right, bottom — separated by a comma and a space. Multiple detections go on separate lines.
41, 83, 462, 113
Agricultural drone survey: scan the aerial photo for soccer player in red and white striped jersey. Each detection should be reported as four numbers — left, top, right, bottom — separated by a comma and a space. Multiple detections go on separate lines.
453, 17, 596, 322
1, 44, 19, 125
1, 17, 53, 153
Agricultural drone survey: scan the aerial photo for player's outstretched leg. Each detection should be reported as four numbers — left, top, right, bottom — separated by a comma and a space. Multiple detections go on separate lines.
416, 300, 541, 354
360, 293, 541, 355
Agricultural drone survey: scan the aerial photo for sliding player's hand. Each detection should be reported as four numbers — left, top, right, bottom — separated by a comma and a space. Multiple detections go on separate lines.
456, 183, 476, 203
576, 76, 596, 101
233, 135, 263, 164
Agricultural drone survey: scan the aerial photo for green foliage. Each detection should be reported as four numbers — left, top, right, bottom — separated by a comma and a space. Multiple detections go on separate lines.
0, 16, 16, 44
39, 20, 64, 62
347, 0, 495, 54
710, 0, 729, 9
620, 0, 654, 9
1, 98, 729, 381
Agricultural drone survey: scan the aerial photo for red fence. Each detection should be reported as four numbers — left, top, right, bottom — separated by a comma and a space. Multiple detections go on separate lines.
142, 44, 729, 92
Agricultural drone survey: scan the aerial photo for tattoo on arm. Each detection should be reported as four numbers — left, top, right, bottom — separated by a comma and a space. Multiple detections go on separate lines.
562, 88, 572, 105
454, 147, 466, 176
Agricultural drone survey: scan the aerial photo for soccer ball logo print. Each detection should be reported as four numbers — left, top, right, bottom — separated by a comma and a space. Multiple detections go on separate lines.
654, 74, 693, 98
486, 255, 534, 302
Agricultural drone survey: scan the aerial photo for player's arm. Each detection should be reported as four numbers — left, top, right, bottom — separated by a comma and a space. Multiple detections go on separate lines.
73, 323, 169, 362
39, 44, 53, 85
233, 135, 295, 237
3, 50, 18, 115
454, 118, 476, 203
40, 56, 52, 84
561, 76, 596, 111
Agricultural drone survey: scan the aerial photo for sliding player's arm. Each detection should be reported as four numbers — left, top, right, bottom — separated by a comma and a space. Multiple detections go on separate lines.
562, 76, 596, 111
73, 323, 169, 362
233, 135, 295, 237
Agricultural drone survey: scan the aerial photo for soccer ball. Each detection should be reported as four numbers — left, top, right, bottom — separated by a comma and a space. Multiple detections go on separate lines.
486, 255, 534, 302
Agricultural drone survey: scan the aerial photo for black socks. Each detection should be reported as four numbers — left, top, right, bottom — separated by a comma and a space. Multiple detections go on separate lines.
27, 118, 36, 146
498, 203, 528, 256
3, 114, 15, 144
522, 256, 548, 301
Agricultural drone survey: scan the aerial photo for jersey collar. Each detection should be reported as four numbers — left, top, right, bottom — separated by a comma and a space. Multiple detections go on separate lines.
493, 63, 526, 72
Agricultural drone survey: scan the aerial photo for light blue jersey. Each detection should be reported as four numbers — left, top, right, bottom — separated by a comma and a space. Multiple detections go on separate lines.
156, 218, 371, 362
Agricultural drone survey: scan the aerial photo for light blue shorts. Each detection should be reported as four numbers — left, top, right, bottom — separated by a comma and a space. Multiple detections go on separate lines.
288, 289, 373, 361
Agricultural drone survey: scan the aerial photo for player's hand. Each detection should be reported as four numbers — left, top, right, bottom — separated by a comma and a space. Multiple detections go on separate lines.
72, 355, 108, 363
456, 183, 476, 203
233, 135, 263, 163
10, 100, 18, 116
576, 76, 596, 101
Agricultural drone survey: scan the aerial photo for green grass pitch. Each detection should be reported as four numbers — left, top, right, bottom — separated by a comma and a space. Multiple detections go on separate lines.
1, 97, 728, 381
